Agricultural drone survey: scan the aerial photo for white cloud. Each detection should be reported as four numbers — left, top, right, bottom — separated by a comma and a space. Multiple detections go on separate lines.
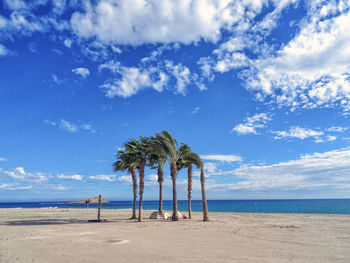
327, 135, 337, 142
28, 42, 39, 53
52, 74, 63, 84
101, 67, 152, 98
252, 0, 298, 36
10, 185, 32, 190
59, 119, 79, 133
3, 167, 47, 182
214, 52, 250, 73
5, 9, 47, 35
48, 184, 67, 191
273, 126, 324, 141
191, 1, 350, 114
3, 0, 28, 10
52, 48, 63, 55
72, 67, 90, 78
145, 174, 159, 187
0, 44, 9, 56
99, 58, 206, 98
63, 38, 72, 48
245, 4, 350, 112
52, 0, 66, 15
232, 113, 272, 135
327, 126, 348, 133
0, 183, 32, 191
0, 183, 9, 189
117, 173, 169, 187
90, 174, 116, 182
232, 124, 256, 135
209, 147, 350, 192
216, 37, 245, 53
0, 15, 7, 28
70, 0, 248, 46
201, 154, 242, 162
0, 2, 70, 60
191, 106, 200, 114
111, 45, 122, 54
56, 174, 83, 180
272, 125, 346, 143
80, 123, 96, 133
45, 119, 96, 134
99, 61, 168, 98
204, 162, 218, 174
117, 175, 132, 184
1, 0, 349, 111
0, 157, 8, 162
165, 61, 191, 95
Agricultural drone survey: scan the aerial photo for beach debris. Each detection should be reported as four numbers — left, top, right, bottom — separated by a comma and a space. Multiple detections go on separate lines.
165, 211, 185, 220
150, 211, 171, 220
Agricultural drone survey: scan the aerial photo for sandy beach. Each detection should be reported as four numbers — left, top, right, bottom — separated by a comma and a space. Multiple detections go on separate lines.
0, 208, 349, 263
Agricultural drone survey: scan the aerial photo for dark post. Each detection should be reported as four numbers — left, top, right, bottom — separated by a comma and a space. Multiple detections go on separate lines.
97, 195, 101, 221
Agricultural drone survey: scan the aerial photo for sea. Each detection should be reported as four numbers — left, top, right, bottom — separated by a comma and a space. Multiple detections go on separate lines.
0, 199, 350, 214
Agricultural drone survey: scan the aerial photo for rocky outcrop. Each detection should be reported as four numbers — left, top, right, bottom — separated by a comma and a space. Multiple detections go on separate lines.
70, 197, 109, 204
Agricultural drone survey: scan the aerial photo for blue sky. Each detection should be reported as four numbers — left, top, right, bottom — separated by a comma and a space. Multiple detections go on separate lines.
1, 0, 350, 202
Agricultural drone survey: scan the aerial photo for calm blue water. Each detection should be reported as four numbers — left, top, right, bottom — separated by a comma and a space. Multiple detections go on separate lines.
0, 199, 350, 214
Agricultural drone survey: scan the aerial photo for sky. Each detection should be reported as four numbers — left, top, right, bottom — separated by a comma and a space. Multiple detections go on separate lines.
1, 0, 350, 202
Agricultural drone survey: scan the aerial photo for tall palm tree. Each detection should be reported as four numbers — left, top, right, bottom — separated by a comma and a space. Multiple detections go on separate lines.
124, 137, 150, 222
152, 130, 181, 221
200, 164, 209, 221
113, 148, 138, 219
182, 151, 209, 222
177, 144, 194, 219
148, 144, 167, 215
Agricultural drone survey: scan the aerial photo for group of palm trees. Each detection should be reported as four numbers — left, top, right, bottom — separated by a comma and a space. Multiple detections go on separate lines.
113, 130, 209, 222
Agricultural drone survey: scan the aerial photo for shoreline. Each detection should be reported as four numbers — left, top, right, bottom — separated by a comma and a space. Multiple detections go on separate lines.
1, 207, 350, 216
1, 199, 350, 215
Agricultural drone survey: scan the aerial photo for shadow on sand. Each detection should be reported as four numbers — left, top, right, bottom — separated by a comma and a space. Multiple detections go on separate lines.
0, 218, 117, 226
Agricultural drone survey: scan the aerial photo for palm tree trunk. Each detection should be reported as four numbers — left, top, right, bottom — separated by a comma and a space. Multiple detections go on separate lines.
131, 166, 137, 219
200, 167, 209, 221
158, 166, 164, 214
187, 163, 193, 219
171, 162, 179, 221
138, 159, 145, 222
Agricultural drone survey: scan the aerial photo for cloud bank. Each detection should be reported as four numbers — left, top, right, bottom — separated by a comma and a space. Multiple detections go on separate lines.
208, 148, 350, 192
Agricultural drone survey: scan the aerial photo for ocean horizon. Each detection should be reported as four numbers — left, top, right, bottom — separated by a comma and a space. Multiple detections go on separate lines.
1, 199, 349, 214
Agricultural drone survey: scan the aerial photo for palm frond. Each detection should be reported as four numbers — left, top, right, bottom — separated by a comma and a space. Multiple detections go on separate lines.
153, 133, 178, 161
182, 151, 203, 169
162, 130, 178, 149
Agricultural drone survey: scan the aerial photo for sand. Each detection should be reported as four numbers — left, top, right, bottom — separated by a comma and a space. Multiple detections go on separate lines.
0, 208, 349, 263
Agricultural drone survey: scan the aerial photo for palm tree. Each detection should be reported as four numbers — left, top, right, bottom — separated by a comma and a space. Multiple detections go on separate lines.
200, 165, 209, 221
181, 151, 209, 222
152, 130, 182, 221
124, 137, 150, 222
177, 144, 194, 219
148, 143, 167, 215
113, 148, 138, 219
